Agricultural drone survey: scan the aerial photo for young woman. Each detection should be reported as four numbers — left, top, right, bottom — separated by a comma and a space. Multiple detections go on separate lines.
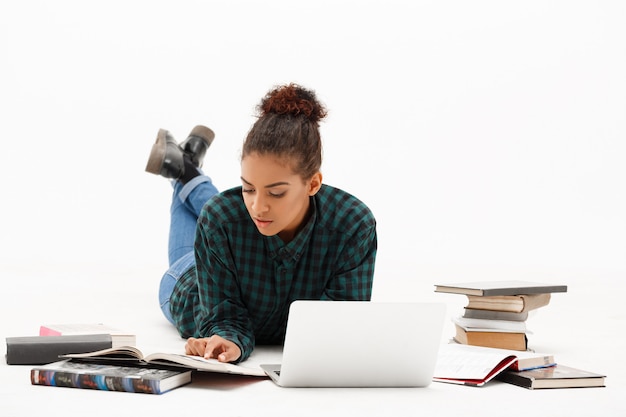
146, 83, 377, 363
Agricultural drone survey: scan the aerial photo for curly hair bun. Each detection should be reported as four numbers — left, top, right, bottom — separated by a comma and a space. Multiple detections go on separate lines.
259, 83, 327, 124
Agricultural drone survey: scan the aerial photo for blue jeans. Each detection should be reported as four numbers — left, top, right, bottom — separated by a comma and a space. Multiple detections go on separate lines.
158, 174, 219, 324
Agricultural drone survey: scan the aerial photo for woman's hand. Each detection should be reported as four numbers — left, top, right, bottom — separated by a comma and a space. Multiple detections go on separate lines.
185, 335, 242, 363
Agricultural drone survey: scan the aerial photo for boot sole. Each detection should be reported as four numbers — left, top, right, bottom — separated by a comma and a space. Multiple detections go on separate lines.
180, 125, 215, 167
189, 125, 215, 146
145, 129, 167, 175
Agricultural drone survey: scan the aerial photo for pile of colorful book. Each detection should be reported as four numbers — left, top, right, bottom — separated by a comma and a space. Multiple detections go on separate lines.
434, 280, 568, 351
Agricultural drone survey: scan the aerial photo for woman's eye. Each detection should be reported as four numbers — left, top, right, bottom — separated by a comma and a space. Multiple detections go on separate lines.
242, 187, 284, 197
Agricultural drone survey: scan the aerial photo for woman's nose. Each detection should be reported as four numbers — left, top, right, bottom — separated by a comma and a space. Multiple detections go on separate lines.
252, 194, 269, 214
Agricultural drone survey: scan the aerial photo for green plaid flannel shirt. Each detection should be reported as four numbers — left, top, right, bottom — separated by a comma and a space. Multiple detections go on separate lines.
169, 184, 377, 362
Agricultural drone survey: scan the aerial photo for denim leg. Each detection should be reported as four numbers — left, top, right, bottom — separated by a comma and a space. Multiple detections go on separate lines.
159, 252, 196, 324
159, 174, 219, 323
167, 174, 219, 265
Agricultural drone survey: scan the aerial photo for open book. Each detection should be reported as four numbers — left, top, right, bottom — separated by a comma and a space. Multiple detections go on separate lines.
61, 346, 266, 377
433, 343, 556, 387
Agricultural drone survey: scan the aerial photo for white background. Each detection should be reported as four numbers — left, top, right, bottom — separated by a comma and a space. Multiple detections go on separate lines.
1, 1, 625, 415
1, 1, 624, 283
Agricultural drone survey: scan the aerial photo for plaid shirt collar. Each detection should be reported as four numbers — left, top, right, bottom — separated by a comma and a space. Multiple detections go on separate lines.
265, 196, 317, 263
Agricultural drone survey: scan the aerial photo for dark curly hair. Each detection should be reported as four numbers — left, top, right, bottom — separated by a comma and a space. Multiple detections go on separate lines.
242, 83, 328, 180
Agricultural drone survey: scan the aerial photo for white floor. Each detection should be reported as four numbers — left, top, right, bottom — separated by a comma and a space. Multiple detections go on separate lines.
2, 262, 624, 416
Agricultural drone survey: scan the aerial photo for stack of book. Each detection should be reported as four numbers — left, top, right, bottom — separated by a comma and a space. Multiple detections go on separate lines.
434, 280, 568, 351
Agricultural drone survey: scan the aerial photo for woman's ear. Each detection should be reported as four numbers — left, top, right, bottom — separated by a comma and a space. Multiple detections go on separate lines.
308, 172, 323, 196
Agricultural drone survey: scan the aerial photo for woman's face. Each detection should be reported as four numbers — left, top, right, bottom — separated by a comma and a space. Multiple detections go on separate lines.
241, 152, 321, 242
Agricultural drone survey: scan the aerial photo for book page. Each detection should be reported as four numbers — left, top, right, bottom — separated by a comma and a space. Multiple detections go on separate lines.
62, 346, 144, 359
434, 344, 516, 380
144, 353, 266, 376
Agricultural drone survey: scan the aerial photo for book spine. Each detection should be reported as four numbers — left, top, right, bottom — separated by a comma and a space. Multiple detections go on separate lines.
5, 335, 113, 365
30, 369, 164, 394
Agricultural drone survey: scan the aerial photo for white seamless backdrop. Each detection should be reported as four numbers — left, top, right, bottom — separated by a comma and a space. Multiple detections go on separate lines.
1, 0, 624, 284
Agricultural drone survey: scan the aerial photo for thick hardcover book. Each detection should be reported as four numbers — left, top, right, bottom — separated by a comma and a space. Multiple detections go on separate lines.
497, 364, 606, 389
433, 343, 555, 387
6, 334, 113, 365
454, 324, 528, 351
62, 346, 267, 377
434, 280, 567, 296
31, 359, 191, 394
39, 323, 136, 348
466, 293, 551, 313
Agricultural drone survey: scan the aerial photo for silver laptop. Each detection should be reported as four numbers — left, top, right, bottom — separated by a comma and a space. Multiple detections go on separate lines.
260, 300, 446, 387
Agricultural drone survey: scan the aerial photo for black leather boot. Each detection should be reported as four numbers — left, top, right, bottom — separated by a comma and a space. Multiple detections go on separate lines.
145, 129, 185, 179
179, 125, 215, 168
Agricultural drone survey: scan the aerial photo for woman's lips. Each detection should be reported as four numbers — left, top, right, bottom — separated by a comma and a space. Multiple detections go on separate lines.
254, 218, 273, 229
